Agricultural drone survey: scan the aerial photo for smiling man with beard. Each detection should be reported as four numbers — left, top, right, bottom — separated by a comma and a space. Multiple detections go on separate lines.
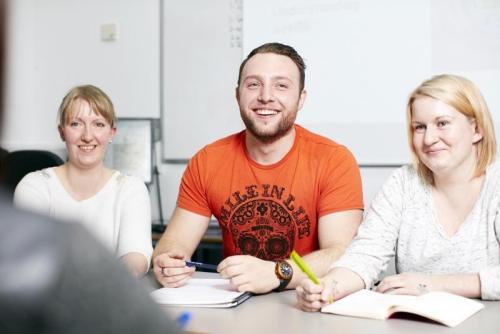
153, 42, 364, 294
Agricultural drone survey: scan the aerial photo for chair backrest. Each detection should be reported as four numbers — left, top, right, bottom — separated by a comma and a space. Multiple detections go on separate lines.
0, 146, 7, 170
0, 150, 64, 198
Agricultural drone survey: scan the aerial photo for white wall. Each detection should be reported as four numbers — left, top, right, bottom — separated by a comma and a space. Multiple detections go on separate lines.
3, 0, 39, 149
2, 0, 159, 152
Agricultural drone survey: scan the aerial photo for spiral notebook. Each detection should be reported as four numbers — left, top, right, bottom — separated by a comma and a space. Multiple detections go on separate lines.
150, 278, 251, 308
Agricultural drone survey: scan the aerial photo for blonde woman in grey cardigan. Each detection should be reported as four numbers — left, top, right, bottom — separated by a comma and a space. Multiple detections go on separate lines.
297, 74, 500, 311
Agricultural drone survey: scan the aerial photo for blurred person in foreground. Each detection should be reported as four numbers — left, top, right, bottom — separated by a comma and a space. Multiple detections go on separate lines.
0, 2, 180, 333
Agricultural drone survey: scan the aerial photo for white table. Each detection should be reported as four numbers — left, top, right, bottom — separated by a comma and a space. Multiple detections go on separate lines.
144, 272, 500, 334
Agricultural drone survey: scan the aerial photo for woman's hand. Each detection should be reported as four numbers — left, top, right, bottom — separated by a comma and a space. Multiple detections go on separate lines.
296, 276, 335, 312
376, 273, 436, 295
296, 267, 366, 312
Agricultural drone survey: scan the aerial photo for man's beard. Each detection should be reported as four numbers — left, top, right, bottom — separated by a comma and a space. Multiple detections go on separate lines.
240, 108, 298, 144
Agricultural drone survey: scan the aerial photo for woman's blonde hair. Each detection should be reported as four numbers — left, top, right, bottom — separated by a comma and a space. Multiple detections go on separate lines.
406, 74, 496, 185
58, 85, 116, 127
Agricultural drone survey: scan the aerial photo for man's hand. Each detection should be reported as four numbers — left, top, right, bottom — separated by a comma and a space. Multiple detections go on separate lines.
153, 250, 195, 288
217, 255, 279, 294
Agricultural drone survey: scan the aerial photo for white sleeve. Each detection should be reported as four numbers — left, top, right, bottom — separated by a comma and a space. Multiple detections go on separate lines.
479, 212, 500, 300
115, 176, 153, 267
13, 171, 52, 216
331, 167, 406, 288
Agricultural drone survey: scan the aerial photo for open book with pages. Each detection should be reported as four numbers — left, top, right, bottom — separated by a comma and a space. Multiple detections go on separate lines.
321, 289, 484, 327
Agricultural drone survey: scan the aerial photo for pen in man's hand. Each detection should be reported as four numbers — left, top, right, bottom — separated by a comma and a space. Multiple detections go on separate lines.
185, 260, 218, 272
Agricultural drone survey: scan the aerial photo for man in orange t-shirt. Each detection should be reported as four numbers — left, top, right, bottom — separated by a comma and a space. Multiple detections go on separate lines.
153, 42, 364, 294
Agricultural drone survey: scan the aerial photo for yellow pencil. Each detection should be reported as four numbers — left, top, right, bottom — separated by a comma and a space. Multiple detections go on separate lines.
290, 250, 320, 284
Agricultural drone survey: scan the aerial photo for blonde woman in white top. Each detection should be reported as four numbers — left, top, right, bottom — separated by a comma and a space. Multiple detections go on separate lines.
297, 74, 500, 311
14, 85, 152, 277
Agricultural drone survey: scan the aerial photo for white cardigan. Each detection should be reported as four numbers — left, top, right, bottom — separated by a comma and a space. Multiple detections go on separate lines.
333, 162, 500, 300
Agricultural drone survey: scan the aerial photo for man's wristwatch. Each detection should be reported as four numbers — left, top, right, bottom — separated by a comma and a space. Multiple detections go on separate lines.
274, 260, 293, 292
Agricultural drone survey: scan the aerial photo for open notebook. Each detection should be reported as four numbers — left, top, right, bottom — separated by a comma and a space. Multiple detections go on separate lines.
321, 289, 484, 327
150, 278, 251, 308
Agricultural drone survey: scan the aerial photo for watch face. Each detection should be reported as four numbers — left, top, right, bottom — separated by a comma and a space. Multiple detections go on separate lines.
279, 261, 293, 279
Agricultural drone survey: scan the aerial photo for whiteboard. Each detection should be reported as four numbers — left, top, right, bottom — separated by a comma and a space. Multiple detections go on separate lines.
161, 0, 500, 163
162, 0, 244, 160
243, 0, 500, 164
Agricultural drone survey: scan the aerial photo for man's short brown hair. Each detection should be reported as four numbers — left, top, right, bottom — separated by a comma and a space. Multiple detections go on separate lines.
237, 42, 306, 91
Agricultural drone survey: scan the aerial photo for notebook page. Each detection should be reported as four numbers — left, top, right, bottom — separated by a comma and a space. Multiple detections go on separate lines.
321, 289, 416, 319
395, 292, 484, 327
150, 278, 247, 306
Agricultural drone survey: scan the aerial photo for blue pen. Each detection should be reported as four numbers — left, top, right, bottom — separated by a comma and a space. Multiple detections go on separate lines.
185, 260, 218, 272
176, 311, 191, 329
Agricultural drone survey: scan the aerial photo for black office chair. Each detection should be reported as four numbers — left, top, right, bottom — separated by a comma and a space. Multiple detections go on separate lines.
0, 146, 7, 171
0, 150, 64, 199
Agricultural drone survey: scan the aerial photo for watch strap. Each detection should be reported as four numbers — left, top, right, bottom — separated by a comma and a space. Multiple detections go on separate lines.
275, 277, 290, 291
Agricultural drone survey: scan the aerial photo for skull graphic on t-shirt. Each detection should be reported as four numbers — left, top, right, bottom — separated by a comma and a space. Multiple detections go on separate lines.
230, 199, 295, 260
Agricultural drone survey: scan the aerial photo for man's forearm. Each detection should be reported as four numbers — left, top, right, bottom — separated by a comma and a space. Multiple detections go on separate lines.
153, 234, 192, 259
153, 208, 211, 261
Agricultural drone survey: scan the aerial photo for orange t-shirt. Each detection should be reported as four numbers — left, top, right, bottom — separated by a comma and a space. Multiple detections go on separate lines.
177, 125, 363, 260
